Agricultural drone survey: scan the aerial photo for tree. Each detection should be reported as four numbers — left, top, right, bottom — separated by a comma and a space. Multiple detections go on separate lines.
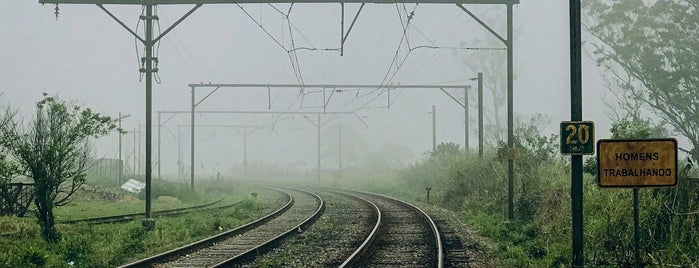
0, 117, 19, 185
584, 0, 699, 160
0, 94, 116, 242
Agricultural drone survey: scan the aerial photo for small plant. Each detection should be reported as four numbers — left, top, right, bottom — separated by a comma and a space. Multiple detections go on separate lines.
62, 235, 92, 267
120, 225, 148, 255
17, 245, 49, 267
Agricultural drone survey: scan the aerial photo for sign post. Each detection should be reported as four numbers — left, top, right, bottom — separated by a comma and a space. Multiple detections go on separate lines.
597, 138, 678, 268
560, 120, 593, 266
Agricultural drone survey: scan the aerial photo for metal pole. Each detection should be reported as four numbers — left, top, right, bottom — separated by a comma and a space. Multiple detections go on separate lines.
338, 124, 342, 180
144, 3, 153, 220
464, 88, 469, 152
570, 0, 584, 266
432, 105, 436, 151
138, 125, 142, 174
157, 112, 161, 180
506, 3, 514, 221
133, 128, 136, 176
317, 114, 321, 182
178, 126, 182, 179
190, 86, 195, 190
118, 112, 123, 185
633, 188, 640, 268
478, 72, 484, 158
243, 128, 248, 180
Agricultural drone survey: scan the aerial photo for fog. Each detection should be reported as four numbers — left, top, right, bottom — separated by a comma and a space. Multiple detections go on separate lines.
1, 1, 620, 180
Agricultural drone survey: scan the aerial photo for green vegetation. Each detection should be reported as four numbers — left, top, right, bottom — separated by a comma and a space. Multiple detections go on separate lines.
0, 182, 279, 267
0, 94, 117, 242
338, 114, 698, 267
584, 0, 699, 161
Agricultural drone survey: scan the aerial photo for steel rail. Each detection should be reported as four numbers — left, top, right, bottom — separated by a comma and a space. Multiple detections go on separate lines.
211, 188, 325, 267
118, 188, 294, 268
337, 192, 382, 268
349, 190, 444, 267
59, 198, 225, 224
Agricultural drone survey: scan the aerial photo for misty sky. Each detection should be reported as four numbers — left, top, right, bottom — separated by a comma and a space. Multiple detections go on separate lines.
1, 1, 622, 178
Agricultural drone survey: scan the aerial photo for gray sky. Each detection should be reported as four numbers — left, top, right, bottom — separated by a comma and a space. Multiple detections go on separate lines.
1, 1, 618, 178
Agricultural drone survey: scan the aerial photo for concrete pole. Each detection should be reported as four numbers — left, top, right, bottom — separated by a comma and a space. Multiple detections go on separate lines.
570, 0, 584, 265
118, 112, 123, 185
506, 3, 515, 221
157, 112, 161, 180
464, 88, 469, 152
478, 72, 484, 158
144, 3, 153, 220
133, 128, 137, 176
317, 114, 321, 182
190, 86, 195, 190
243, 128, 248, 180
432, 105, 436, 151
178, 126, 183, 180
338, 125, 342, 180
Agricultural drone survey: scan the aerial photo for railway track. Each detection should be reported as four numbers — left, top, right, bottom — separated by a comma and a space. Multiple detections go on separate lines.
242, 188, 443, 268
120, 188, 324, 268
342, 191, 443, 268
59, 198, 227, 225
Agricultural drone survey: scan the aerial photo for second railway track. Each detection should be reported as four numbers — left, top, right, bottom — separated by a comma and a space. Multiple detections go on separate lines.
121, 187, 324, 268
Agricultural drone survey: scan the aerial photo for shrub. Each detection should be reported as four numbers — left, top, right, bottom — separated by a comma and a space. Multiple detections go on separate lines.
120, 225, 148, 255
16, 245, 49, 267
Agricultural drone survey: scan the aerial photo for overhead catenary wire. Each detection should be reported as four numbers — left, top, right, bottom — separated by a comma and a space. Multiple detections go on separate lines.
158, 9, 207, 83
135, 5, 145, 82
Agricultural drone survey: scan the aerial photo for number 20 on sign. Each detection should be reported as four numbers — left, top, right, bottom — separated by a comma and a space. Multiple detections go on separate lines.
560, 121, 595, 155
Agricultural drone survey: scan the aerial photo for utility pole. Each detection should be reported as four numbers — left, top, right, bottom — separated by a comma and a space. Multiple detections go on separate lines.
464, 88, 469, 152
478, 72, 484, 158
157, 112, 161, 180
117, 113, 130, 185
570, 0, 584, 265
133, 127, 137, 177
457, 0, 517, 221
432, 105, 437, 152
338, 124, 342, 180
178, 125, 184, 180
506, 3, 515, 221
317, 114, 321, 182
243, 128, 248, 180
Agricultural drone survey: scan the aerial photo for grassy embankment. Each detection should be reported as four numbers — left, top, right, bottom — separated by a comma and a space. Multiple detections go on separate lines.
336, 144, 698, 267
0, 179, 278, 267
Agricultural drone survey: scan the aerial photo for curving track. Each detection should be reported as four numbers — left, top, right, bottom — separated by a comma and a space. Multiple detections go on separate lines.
119, 186, 444, 268
119, 188, 324, 268
343, 191, 443, 268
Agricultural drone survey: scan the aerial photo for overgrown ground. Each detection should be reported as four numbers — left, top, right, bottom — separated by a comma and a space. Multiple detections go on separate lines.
0, 179, 279, 267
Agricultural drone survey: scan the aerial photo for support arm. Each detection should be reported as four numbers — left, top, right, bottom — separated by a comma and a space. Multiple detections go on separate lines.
456, 3, 506, 45
97, 4, 146, 44
439, 87, 466, 108
340, 3, 365, 56
152, 4, 203, 43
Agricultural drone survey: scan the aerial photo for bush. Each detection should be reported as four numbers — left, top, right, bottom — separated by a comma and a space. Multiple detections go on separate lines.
62, 235, 92, 267
16, 245, 49, 267
120, 225, 148, 255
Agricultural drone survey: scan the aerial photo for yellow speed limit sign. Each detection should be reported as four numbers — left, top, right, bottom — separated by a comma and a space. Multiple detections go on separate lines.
560, 121, 595, 155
